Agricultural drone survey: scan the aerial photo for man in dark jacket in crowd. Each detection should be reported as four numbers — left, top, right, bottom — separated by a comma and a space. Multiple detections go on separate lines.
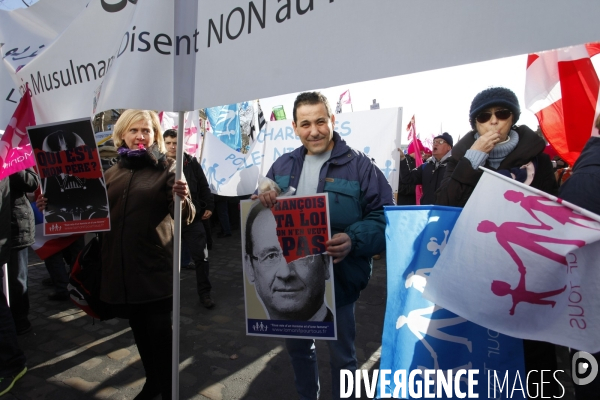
0, 177, 28, 396
163, 129, 216, 309
396, 151, 417, 205
7, 168, 39, 335
254, 92, 394, 400
398, 132, 453, 204
558, 117, 600, 399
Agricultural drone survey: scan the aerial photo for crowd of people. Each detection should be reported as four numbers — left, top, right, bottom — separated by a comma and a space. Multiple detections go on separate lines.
1, 87, 598, 399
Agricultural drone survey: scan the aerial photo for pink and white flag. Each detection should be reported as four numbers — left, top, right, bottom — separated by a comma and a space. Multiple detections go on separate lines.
525, 43, 600, 167
424, 168, 600, 352
0, 90, 36, 180
339, 90, 352, 105
159, 111, 203, 158
406, 115, 423, 204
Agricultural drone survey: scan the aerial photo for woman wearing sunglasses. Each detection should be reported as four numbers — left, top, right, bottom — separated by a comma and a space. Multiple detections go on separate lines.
436, 86, 557, 206
435, 87, 560, 395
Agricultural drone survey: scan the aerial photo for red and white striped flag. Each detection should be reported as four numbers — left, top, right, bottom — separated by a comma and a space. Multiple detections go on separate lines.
525, 43, 600, 166
0, 89, 36, 180
30, 200, 82, 260
406, 115, 423, 204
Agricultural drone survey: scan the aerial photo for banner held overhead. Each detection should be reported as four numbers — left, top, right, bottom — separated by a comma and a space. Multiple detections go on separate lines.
2, 1, 600, 127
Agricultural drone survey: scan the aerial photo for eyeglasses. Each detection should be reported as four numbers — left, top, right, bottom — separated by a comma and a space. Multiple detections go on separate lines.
432, 139, 446, 145
475, 109, 512, 124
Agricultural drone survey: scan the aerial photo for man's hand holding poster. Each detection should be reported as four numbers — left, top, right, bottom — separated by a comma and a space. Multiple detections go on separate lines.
241, 195, 337, 339
27, 118, 110, 235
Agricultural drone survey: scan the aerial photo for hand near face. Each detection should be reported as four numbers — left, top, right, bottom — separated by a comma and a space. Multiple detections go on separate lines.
470, 130, 502, 154
172, 179, 188, 199
326, 233, 352, 264
252, 189, 279, 208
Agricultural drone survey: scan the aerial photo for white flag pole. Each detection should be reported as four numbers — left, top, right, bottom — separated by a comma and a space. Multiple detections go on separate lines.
172, 0, 198, 395
2, 264, 9, 305
259, 101, 269, 178
199, 114, 208, 165
171, 112, 185, 400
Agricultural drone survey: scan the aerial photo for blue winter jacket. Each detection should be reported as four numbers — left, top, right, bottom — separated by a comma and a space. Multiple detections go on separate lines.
265, 132, 394, 307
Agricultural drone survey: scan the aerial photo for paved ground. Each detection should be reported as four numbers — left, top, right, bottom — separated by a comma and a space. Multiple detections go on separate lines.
6, 227, 576, 399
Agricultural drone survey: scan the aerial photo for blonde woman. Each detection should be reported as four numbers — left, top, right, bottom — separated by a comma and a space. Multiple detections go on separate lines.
39, 109, 194, 399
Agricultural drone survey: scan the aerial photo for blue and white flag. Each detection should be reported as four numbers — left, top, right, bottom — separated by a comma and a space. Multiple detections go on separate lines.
201, 130, 260, 195
205, 103, 241, 151
379, 205, 526, 399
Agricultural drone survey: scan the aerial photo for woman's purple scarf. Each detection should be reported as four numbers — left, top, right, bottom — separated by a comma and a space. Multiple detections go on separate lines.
117, 144, 147, 158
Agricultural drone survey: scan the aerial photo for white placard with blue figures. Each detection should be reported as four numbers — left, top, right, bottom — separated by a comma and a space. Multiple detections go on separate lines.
205, 103, 242, 151
380, 205, 526, 399
208, 107, 402, 197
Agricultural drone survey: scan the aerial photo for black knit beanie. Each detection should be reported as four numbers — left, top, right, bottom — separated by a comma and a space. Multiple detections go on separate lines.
469, 87, 520, 128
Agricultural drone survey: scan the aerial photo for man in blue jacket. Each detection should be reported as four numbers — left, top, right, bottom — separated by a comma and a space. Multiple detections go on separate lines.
254, 92, 394, 400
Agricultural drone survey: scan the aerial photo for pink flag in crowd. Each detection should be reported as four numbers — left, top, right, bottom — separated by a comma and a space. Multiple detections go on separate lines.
424, 168, 600, 352
0, 90, 36, 180
525, 42, 600, 166
158, 111, 202, 158
270, 111, 276, 121
406, 115, 423, 204
339, 90, 352, 105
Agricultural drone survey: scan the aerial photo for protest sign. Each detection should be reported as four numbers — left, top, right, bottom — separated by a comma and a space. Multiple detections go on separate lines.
94, 131, 113, 145
380, 205, 526, 398
2, 1, 599, 129
27, 118, 110, 235
241, 195, 336, 339
210, 108, 402, 197
424, 169, 600, 352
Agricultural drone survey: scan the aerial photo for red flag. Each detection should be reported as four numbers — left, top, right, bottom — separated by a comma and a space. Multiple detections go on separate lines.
270, 111, 276, 121
30, 200, 82, 259
525, 43, 600, 166
0, 89, 36, 180
406, 115, 424, 204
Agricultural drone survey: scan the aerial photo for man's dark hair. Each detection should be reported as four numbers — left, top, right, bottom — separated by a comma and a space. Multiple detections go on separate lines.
293, 92, 332, 123
244, 202, 269, 259
163, 129, 177, 139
